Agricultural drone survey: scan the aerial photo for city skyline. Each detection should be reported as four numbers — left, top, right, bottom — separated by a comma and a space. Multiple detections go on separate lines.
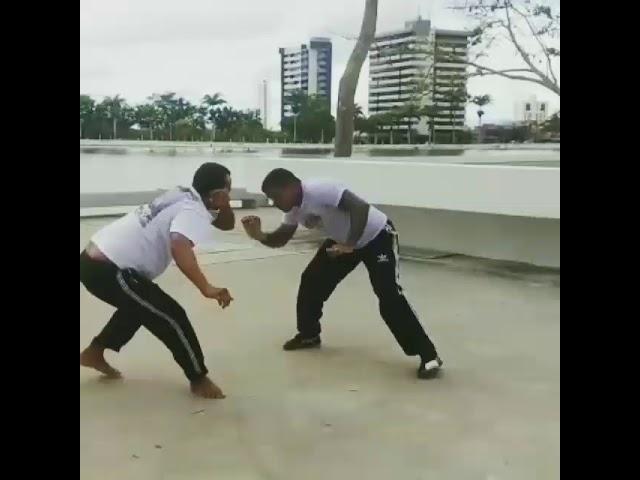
81, 0, 560, 129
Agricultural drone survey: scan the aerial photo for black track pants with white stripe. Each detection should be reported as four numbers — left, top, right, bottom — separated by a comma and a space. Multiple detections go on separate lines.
296, 222, 438, 359
80, 251, 208, 382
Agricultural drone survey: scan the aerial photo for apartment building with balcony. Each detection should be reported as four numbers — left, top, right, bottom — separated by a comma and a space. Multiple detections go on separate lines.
279, 37, 332, 125
368, 18, 469, 142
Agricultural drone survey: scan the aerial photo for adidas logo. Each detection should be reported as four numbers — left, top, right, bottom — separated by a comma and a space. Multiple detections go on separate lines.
377, 254, 389, 263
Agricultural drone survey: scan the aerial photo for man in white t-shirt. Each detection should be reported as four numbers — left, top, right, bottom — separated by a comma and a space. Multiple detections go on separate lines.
80, 163, 234, 399
241, 168, 442, 379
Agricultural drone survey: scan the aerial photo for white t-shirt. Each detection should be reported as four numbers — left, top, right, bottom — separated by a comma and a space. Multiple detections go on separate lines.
283, 179, 388, 249
91, 187, 215, 279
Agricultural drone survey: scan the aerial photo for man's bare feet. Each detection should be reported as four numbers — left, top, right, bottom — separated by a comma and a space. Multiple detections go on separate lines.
190, 376, 225, 399
80, 345, 121, 378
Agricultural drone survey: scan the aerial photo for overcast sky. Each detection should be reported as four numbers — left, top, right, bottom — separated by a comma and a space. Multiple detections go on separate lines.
80, 0, 559, 129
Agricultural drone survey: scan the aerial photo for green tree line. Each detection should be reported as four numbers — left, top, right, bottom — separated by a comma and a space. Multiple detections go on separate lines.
82, 90, 534, 145
80, 92, 287, 142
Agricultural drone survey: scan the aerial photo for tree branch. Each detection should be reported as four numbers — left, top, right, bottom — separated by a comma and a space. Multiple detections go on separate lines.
446, 0, 559, 96
475, 67, 534, 74
510, 4, 559, 86
503, 3, 555, 90
327, 30, 359, 41
468, 61, 559, 94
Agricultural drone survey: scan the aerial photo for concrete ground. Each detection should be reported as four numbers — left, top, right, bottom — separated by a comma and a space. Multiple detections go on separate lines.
80, 209, 560, 480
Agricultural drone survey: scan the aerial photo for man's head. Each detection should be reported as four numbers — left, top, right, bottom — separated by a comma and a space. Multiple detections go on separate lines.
192, 162, 232, 210
261, 168, 301, 212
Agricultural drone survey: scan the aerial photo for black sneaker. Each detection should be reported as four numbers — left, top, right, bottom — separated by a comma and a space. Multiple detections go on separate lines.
283, 334, 321, 351
417, 356, 443, 379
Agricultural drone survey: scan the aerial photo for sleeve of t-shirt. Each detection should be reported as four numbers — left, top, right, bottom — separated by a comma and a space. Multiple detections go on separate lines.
170, 207, 213, 245
306, 180, 346, 207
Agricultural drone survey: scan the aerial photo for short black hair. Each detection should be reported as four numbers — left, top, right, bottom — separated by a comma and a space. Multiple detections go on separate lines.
192, 162, 230, 197
261, 168, 300, 193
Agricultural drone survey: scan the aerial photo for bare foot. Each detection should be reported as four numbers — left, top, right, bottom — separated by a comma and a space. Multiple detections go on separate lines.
80, 345, 121, 378
190, 376, 225, 399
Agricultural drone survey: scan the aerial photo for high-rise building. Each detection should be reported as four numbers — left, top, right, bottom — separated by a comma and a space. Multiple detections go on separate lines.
368, 18, 469, 142
279, 37, 332, 125
515, 95, 549, 124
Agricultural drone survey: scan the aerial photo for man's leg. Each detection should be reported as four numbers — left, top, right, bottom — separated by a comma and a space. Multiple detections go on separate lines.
114, 269, 208, 383
287, 239, 361, 349
92, 309, 141, 352
80, 252, 137, 377
80, 309, 141, 378
362, 224, 441, 377
114, 269, 223, 398
81, 254, 222, 397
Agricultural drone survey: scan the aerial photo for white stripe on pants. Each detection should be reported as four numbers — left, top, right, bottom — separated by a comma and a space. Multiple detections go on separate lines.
116, 271, 202, 376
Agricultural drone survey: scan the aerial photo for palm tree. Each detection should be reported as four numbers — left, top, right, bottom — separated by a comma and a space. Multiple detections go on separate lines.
80, 95, 95, 138
352, 103, 365, 143
353, 103, 364, 120
100, 95, 126, 139
135, 104, 161, 140
288, 90, 308, 116
375, 111, 396, 144
149, 92, 178, 140
471, 94, 491, 127
201, 93, 226, 140
395, 102, 423, 144
471, 94, 491, 143
419, 103, 440, 146
286, 90, 308, 143
120, 105, 136, 136
202, 93, 226, 109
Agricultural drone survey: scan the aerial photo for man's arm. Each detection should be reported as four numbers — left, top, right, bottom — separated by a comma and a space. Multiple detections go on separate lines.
170, 233, 233, 308
241, 216, 297, 248
212, 204, 235, 231
260, 223, 298, 248
210, 191, 235, 231
338, 190, 370, 247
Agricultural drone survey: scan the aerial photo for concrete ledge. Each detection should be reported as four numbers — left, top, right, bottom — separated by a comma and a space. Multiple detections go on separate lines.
80, 188, 269, 210
80, 206, 137, 218
379, 204, 560, 268
243, 158, 560, 219
81, 201, 245, 218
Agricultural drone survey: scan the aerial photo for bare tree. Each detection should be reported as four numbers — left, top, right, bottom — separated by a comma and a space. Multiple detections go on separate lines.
334, 0, 378, 157
450, 0, 560, 96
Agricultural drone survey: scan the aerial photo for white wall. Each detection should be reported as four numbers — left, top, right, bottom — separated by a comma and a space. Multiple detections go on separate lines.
80, 154, 249, 193
243, 157, 560, 219
242, 157, 560, 267
81, 154, 559, 218
379, 205, 560, 268
80, 152, 560, 267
